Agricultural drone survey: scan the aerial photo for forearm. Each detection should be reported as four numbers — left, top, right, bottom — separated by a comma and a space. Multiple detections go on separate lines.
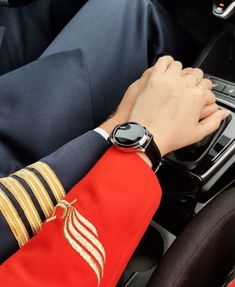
0, 148, 162, 287
0, 130, 109, 263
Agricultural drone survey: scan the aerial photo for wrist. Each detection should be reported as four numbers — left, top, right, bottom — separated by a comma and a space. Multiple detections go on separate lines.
108, 122, 161, 171
129, 120, 169, 156
100, 120, 153, 168
99, 116, 123, 135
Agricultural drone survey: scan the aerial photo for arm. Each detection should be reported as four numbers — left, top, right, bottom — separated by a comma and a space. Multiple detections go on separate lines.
0, 56, 230, 285
0, 64, 144, 263
0, 147, 162, 287
0, 130, 109, 263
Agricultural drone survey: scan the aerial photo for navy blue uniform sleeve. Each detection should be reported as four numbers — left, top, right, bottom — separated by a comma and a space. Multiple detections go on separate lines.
42, 130, 110, 191
0, 130, 109, 264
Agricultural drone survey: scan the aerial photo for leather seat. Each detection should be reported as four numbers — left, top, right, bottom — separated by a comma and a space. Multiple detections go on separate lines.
148, 187, 235, 287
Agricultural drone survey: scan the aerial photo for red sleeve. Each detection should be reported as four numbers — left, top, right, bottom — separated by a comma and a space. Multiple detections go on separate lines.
228, 280, 235, 287
0, 148, 162, 287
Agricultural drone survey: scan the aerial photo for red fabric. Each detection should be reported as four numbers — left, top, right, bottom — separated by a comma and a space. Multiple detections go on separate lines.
0, 148, 161, 287
228, 280, 235, 287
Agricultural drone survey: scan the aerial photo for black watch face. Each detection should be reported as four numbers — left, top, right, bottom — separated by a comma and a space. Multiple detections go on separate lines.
114, 123, 146, 146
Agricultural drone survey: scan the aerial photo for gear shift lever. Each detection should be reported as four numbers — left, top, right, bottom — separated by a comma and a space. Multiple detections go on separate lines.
213, 0, 235, 19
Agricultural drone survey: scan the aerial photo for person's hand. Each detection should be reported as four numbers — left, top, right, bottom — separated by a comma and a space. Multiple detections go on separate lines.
100, 60, 212, 134
99, 69, 150, 134
129, 56, 231, 156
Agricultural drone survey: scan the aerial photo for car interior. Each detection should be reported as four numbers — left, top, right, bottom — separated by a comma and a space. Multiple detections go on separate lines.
0, 0, 234, 286
116, 0, 235, 286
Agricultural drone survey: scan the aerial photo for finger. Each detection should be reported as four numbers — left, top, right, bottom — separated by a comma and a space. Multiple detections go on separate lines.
193, 68, 204, 84
181, 68, 204, 87
181, 73, 198, 87
199, 78, 213, 90
197, 109, 231, 139
200, 104, 218, 120
166, 61, 183, 76
153, 55, 174, 74
200, 89, 216, 106
181, 67, 194, 76
141, 67, 153, 79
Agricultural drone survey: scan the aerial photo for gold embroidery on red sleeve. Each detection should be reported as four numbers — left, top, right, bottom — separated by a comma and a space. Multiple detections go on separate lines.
48, 200, 106, 285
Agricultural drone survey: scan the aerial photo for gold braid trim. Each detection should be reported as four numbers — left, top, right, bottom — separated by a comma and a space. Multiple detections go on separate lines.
0, 177, 42, 235
0, 189, 29, 247
12, 169, 54, 218
28, 162, 65, 203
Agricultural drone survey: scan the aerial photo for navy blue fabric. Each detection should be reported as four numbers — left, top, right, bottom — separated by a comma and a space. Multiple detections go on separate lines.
0, 0, 194, 264
0, 0, 88, 75
0, 0, 193, 178
42, 131, 109, 191
43, 0, 193, 125
0, 49, 95, 176
0, 1, 52, 75
0, 131, 108, 264
0, 215, 18, 264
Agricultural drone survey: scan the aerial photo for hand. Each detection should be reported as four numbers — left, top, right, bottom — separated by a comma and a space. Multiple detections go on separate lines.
100, 60, 210, 134
99, 69, 150, 134
129, 56, 230, 156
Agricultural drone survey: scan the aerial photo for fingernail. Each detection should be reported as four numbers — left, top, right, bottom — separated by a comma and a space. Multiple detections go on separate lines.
222, 110, 231, 119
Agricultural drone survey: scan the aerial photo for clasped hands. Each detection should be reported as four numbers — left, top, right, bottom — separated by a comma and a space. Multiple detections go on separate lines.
101, 56, 230, 161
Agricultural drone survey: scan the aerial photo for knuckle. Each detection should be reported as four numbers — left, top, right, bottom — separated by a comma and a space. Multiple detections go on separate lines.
204, 78, 213, 88
142, 67, 153, 77
208, 90, 216, 102
184, 67, 193, 73
159, 55, 174, 63
128, 81, 139, 91
194, 68, 203, 76
175, 61, 183, 68
165, 55, 174, 61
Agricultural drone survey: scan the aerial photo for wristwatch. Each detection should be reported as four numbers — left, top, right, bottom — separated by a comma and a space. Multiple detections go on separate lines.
108, 122, 162, 172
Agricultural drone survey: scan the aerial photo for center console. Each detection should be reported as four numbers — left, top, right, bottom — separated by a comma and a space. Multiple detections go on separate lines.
118, 9, 235, 287
189, 26, 235, 197
154, 26, 235, 235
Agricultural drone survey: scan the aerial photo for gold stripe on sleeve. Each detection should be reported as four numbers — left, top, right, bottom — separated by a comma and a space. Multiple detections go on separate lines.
28, 162, 65, 203
0, 177, 42, 235
13, 169, 54, 218
0, 189, 30, 247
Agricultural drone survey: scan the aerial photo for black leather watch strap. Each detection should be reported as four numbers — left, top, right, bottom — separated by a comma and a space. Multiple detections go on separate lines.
145, 139, 162, 173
